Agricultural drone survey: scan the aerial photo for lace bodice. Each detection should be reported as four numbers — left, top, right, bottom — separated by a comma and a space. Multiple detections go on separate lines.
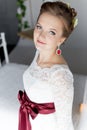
23, 50, 74, 130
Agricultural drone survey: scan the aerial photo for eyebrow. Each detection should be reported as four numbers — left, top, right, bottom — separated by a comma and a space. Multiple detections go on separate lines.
49, 28, 57, 32
37, 22, 57, 32
36, 22, 41, 25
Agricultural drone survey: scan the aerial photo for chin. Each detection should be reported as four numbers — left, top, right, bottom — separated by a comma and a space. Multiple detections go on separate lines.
35, 44, 44, 51
35, 46, 43, 52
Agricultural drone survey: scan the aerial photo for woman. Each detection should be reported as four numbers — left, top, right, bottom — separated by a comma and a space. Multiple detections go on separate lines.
18, 1, 78, 130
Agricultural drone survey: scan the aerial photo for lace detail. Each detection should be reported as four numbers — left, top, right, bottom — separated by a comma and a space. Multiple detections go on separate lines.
29, 50, 73, 84
23, 50, 74, 130
48, 67, 74, 128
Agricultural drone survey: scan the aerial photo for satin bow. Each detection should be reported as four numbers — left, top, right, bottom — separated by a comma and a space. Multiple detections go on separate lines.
18, 90, 55, 130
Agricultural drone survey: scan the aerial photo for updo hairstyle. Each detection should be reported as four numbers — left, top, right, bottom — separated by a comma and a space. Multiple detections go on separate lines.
37, 1, 77, 38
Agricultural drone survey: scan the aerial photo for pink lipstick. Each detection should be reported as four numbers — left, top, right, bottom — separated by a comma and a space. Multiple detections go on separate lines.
37, 40, 46, 44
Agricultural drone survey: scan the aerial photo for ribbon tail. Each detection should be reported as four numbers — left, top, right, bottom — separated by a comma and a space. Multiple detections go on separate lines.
18, 107, 31, 130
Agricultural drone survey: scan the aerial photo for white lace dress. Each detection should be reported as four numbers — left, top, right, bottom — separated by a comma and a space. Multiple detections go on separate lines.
23, 50, 74, 130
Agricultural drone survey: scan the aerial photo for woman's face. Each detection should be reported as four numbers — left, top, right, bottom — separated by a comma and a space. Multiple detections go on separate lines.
34, 12, 65, 52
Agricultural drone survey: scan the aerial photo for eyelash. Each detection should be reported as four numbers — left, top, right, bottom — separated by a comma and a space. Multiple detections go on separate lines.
36, 25, 42, 30
36, 25, 56, 35
49, 31, 56, 35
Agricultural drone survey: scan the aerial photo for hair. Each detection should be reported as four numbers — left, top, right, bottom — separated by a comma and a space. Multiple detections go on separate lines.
37, 1, 77, 38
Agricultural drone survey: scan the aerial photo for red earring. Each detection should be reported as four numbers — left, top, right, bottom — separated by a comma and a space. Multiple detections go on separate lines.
56, 45, 62, 55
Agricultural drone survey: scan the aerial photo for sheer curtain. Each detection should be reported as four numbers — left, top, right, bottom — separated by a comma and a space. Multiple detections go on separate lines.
77, 80, 87, 130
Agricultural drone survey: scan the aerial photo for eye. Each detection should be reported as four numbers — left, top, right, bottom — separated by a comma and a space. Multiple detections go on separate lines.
49, 31, 56, 35
36, 24, 42, 30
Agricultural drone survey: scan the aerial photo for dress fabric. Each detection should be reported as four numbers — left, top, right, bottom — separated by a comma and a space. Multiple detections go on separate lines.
23, 50, 74, 130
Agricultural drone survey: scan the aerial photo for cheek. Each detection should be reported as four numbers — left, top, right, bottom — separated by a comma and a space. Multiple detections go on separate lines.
33, 29, 36, 38
33, 34, 37, 47
33, 29, 40, 40
33, 30, 38, 41
47, 36, 58, 45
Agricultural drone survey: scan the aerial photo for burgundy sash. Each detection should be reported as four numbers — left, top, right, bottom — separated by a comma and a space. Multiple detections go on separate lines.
18, 90, 55, 130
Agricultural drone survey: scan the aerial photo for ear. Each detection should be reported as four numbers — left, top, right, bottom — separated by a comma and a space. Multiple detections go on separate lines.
58, 37, 66, 46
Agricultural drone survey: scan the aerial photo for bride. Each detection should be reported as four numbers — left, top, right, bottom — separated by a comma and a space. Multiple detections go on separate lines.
17, 1, 83, 130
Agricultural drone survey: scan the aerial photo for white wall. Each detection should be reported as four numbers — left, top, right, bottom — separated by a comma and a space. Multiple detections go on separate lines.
30, 0, 43, 26
25, 0, 87, 75
24, 0, 43, 28
61, 0, 87, 74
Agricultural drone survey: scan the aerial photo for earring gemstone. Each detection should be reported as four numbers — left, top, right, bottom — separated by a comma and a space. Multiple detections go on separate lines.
56, 49, 62, 55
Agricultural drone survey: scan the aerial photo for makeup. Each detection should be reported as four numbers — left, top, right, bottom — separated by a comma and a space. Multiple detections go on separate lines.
37, 40, 46, 44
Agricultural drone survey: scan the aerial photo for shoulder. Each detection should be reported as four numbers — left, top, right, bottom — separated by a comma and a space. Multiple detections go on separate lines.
49, 64, 74, 88
50, 64, 73, 79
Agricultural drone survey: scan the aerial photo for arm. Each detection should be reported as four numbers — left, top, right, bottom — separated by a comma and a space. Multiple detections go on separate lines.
50, 68, 74, 130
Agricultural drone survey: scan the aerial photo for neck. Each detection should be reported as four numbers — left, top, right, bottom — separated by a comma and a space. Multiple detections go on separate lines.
37, 49, 58, 64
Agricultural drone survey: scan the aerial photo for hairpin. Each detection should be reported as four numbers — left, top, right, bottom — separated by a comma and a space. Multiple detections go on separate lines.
72, 17, 78, 28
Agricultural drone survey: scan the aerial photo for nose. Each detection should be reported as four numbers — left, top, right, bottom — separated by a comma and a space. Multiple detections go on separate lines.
39, 30, 46, 39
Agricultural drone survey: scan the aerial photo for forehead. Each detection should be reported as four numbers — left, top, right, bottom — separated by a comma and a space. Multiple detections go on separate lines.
37, 12, 64, 30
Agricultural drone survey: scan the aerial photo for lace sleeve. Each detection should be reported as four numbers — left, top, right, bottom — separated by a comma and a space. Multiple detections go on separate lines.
50, 68, 74, 130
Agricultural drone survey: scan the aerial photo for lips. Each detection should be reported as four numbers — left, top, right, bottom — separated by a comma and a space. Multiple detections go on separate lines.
37, 40, 46, 44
